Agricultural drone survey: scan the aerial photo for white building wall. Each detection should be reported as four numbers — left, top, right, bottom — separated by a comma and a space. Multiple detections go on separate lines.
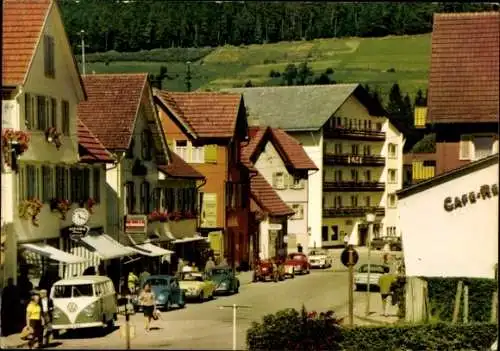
288, 130, 323, 249
399, 162, 498, 279
253, 140, 310, 254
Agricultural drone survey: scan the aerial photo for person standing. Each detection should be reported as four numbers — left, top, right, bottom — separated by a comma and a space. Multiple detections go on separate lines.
343, 234, 350, 247
204, 257, 215, 275
26, 292, 43, 349
378, 266, 397, 317
38, 289, 53, 347
219, 256, 229, 268
127, 270, 139, 294
177, 258, 185, 277
297, 243, 303, 253
139, 267, 150, 289
138, 283, 156, 332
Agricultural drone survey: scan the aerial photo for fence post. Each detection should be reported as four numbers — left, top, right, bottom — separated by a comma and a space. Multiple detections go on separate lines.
219, 304, 251, 350
462, 283, 469, 324
452, 280, 463, 324
491, 291, 498, 323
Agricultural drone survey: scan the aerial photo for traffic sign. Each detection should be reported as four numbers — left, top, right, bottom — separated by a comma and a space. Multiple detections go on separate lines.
69, 225, 89, 241
341, 247, 359, 267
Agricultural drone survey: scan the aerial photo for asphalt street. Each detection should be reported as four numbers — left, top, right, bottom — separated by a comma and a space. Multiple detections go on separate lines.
48, 248, 400, 350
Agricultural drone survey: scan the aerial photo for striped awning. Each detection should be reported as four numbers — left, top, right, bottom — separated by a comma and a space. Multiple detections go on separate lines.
21, 243, 88, 264
80, 234, 138, 260
130, 242, 174, 257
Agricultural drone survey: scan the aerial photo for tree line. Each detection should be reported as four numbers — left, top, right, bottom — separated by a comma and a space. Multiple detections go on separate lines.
59, 1, 496, 54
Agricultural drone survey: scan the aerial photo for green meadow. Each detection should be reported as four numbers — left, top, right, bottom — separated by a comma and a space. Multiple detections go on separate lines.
82, 34, 431, 101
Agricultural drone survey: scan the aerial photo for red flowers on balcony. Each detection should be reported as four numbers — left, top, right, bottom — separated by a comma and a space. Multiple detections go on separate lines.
2, 129, 30, 169
85, 198, 96, 214
18, 198, 43, 226
148, 209, 198, 222
148, 210, 170, 223
50, 199, 71, 220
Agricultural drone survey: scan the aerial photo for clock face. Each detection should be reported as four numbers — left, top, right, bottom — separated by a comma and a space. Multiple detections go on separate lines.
72, 208, 90, 226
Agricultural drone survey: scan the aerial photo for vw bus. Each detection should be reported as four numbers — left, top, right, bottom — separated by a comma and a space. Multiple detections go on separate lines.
50, 276, 117, 333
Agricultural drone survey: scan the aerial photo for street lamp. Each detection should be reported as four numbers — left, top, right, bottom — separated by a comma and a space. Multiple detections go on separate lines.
365, 212, 375, 316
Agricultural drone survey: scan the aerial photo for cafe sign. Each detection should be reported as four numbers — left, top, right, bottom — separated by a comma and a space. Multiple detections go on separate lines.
444, 183, 498, 212
125, 215, 148, 234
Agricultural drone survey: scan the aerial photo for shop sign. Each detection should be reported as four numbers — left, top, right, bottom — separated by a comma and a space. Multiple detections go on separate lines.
269, 223, 282, 231
69, 225, 90, 241
444, 183, 498, 212
125, 215, 148, 234
201, 193, 217, 228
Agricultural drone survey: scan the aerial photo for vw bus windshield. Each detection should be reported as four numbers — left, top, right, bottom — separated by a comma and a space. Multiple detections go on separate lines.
53, 284, 94, 298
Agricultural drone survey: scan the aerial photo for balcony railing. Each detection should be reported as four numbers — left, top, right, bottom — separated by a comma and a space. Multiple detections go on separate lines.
323, 181, 385, 192
323, 127, 386, 141
323, 206, 385, 218
323, 153, 385, 166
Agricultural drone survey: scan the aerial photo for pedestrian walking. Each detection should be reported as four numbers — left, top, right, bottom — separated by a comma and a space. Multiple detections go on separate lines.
38, 289, 53, 347
204, 256, 216, 275
25, 292, 43, 349
297, 243, 303, 253
378, 266, 397, 317
139, 267, 150, 288
128, 270, 139, 294
343, 234, 350, 247
138, 283, 156, 332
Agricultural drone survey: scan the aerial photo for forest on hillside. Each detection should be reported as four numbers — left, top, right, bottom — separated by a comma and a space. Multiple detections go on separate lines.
59, 1, 496, 53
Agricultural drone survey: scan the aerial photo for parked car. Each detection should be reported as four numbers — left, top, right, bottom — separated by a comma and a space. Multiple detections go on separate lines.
371, 237, 403, 251
253, 259, 285, 282
370, 237, 386, 250
354, 264, 387, 291
209, 267, 240, 295
308, 249, 333, 269
131, 275, 185, 311
284, 253, 310, 275
179, 272, 216, 302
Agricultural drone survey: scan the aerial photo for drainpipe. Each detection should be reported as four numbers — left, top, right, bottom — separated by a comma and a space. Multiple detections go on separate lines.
108, 152, 124, 293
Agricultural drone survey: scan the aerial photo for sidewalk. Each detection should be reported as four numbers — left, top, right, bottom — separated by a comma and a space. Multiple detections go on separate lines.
337, 292, 400, 326
0, 333, 29, 349
237, 271, 253, 285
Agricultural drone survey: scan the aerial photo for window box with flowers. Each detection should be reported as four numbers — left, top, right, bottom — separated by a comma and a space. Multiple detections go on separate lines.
183, 210, 197, 219
45, 127, 62, 149
168, 211, 183, 222
81, 198, 96, 214
50, 199, 71, 220
18, 198, 44, 226
2, 129, 30, 170
148, 210, 169, 223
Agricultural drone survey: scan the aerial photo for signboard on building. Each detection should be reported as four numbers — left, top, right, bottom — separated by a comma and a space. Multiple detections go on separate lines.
125, 215, 148, 234
68, 225, 90, 241
269, 223, 282, 231
201, 193, 217, 228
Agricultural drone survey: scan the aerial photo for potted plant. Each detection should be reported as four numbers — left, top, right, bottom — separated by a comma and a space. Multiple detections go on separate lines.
2, 129, 30, 169
50, 199, 71, 220
148, 210, 169, 223
45, 127, 62, 149
18, 198, 44, 226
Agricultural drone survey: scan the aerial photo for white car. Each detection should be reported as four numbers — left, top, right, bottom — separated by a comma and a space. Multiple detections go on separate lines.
354, 264, 387, 290
308, 249, 333, 269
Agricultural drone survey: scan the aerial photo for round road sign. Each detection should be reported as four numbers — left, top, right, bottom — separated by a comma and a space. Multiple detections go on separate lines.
340, 247, 359, 267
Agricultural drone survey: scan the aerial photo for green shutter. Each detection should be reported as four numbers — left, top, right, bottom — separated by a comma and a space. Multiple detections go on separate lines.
204, 144, 217, 163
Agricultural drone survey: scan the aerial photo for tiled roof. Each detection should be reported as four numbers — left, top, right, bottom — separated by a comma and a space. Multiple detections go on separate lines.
2, 0, 51, 86
223, 84, 386, 131
77, 119, 114, 163
251, 172, 294, 217
158, 152, 205, 179
271, 128, 318, 170
241, 126, 317, 171
428, 12, 500, 123
155, 91, 242, 138
77, 74, 148, 150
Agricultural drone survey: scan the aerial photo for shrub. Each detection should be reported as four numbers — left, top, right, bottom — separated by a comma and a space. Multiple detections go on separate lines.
325, 67, 334, 75
387, 67, 396, 72
411, 133, 436, 153
247, 307, 497, 351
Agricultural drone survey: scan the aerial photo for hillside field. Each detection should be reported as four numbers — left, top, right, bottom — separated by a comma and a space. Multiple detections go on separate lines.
82, 34, 431, 101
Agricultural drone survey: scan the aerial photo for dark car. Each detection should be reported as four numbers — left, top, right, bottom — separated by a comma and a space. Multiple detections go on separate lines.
371, 237, 403, 251
209, 267, 240, 295
253, 259, 285, 282
132, 275, 185, 311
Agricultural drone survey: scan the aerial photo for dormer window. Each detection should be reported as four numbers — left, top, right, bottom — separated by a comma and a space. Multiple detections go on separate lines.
43, 35, 55, 78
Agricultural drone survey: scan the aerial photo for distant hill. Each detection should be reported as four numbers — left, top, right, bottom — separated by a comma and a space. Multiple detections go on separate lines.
81, 33, 431, 101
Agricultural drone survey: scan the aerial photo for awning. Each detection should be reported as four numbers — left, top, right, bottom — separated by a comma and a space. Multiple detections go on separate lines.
172, 236, 209, 244
21, 243, 88, 264
80, 234, 138, 260
130, 243, 174, 257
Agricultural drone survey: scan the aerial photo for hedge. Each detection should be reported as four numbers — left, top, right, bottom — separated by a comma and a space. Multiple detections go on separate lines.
246, 307, 498, 351
81, 47, 214, 63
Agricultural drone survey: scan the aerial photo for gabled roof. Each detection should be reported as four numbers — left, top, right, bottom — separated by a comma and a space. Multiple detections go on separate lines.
154, 90, 243, 139
2, 0, 86, 99
250, 173, 295, 217
77, 119, 114, 163
428, 12, 499, 123
77, 73, 148, 150
241, 126, 318, 172
224, 84, 386, 131
158, 152, 205, 180
397, 153, 499, 200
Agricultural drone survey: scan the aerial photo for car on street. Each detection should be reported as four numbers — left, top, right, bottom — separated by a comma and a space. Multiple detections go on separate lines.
209, 267, 240, 295
179, 272, 217, 302
308, 249, 333, 269
137, 275, 186, 311
253, 259, 285, 282
354, 264, 387, 291
284, 253, 310, 275
371, 236, 402, 251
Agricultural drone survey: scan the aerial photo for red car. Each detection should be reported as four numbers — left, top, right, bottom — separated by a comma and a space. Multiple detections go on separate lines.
253, 259, 285, 282
284, 253, 310, 275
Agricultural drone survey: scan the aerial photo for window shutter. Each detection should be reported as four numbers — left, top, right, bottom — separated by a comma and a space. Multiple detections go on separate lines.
459, 135, 473, 160
272, 172, 277, 188
204, 144, 217, 163
25, 94, 33, 130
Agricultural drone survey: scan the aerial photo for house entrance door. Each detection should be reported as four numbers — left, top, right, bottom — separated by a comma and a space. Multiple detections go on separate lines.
358, 227, 368, 246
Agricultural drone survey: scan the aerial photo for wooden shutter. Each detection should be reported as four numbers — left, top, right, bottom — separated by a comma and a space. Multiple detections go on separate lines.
204, 144, 217, 163
459, 135, 473, 160
25, 93, 33, 130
